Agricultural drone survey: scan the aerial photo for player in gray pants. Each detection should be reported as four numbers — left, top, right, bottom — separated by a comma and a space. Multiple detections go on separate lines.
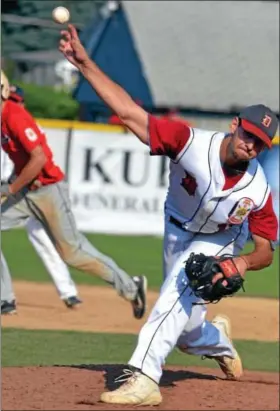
1, 85, 81, 311
1, 182, 147, 317
0, 70, 147, 318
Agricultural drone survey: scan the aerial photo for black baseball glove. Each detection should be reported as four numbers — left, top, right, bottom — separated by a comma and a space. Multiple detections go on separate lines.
184, 253, 245, 303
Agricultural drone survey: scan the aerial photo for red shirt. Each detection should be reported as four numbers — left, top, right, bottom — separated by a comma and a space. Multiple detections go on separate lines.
108, 114, 124, 126
1, 100, 64, 186
148, 114, 278, 241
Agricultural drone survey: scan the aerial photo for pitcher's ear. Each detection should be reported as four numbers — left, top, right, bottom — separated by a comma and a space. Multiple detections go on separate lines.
230, 117, 239, 133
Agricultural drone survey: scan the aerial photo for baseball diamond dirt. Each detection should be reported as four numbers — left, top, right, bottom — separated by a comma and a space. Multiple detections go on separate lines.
2, 281, 279, 410
2, 365, 279, 410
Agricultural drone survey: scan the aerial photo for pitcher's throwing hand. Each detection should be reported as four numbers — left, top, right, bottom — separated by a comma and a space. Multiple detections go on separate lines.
59, 24, 90, 68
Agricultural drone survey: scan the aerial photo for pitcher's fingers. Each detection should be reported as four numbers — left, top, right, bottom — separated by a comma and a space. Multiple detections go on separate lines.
68, 24, 79, 39
59, 39, 68, 47
212, 273, 223, 284
60, 31, 71, 41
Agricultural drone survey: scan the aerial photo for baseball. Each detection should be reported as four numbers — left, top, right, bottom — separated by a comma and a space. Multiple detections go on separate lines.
52, 6, 70, 24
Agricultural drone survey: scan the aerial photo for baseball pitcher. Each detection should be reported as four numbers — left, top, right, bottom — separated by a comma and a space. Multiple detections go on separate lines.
58, 25, 279, 406
0, 70, 147, 319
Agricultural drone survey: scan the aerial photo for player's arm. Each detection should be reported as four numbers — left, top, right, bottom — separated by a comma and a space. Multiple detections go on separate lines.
80, 57, 191, 156
233, 193, 277, 274
59, 25, 148, 144
237, 234, 274, 271
59, 25, 191, 154
9, 113, 47, 194
80, 60, 149, 144
9, 146, 46, 194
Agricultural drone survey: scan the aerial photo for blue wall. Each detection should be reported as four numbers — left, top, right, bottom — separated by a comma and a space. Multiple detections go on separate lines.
74, 6, 154, 121
259, 146, 279, 243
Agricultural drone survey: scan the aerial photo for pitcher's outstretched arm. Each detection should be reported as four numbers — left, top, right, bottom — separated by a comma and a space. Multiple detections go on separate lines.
59, 24, 149, 145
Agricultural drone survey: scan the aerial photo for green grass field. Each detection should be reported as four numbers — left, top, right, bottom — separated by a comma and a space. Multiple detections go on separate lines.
2, 329, 279, 372
1, 229, 279, 298
1, 229, 279, 372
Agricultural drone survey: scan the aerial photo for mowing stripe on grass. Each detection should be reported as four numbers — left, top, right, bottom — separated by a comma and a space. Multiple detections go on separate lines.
2, 328, 279, 372
1, 230, 279, 298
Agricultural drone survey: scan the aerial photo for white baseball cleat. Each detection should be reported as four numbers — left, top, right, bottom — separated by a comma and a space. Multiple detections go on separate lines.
206, 314, 243, 380
100, 368, 162, 406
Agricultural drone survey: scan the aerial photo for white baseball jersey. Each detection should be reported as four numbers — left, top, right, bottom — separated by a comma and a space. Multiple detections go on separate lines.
148, 115, 278, 243
166, 128, 268, 232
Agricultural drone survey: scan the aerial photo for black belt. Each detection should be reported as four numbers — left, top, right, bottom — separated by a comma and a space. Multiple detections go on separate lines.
169, 215, 186, 230
169, 215, 232, 233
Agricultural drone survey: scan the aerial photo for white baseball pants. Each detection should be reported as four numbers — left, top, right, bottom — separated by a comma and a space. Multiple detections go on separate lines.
26, 217, 78, 299
1, 251, 16, 303
129, 213, 246, 383
1, 218, 78, 302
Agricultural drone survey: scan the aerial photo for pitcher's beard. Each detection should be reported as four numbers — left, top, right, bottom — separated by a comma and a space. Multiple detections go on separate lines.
224, 142, 249, 174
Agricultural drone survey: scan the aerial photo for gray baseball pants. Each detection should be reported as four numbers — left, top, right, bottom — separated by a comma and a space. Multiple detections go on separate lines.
1, 181, 137, 302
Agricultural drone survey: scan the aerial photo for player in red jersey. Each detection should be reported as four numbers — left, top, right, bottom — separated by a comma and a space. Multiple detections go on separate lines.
1, 70, 147, 318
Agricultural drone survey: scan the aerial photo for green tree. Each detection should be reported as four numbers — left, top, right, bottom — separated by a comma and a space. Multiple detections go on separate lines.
17, 82, 79, 120
2, 0, 105, 55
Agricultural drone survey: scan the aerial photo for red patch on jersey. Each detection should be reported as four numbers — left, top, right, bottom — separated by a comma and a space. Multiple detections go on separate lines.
181, 171, 197, 196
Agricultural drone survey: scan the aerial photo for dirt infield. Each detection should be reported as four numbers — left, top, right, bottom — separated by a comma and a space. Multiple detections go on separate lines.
2, 365, 279, 410
2, 281, 279, 341
2, 281, 279, 410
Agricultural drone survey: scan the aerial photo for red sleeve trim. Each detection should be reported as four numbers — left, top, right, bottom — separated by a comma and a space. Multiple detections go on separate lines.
148, 115, 191, 160
248, 193, 278, 241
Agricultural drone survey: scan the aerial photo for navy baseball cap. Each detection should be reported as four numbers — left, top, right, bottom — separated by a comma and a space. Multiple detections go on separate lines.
238, 104, 278, 149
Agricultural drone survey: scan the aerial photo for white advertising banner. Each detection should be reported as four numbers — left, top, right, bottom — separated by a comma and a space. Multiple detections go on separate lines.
2, 121, 278, 239
42, 128, 69, 173
68, 130, 169, 235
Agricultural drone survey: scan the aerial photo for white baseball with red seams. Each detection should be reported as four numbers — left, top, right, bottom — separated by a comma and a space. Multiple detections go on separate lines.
127, 117, 277, 383
52, 7, 70, 24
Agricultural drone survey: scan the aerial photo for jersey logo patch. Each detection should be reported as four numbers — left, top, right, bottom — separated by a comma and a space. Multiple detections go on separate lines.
24, 128, 38, 142
228, 197, 255, 225
181, 171, 197, 196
